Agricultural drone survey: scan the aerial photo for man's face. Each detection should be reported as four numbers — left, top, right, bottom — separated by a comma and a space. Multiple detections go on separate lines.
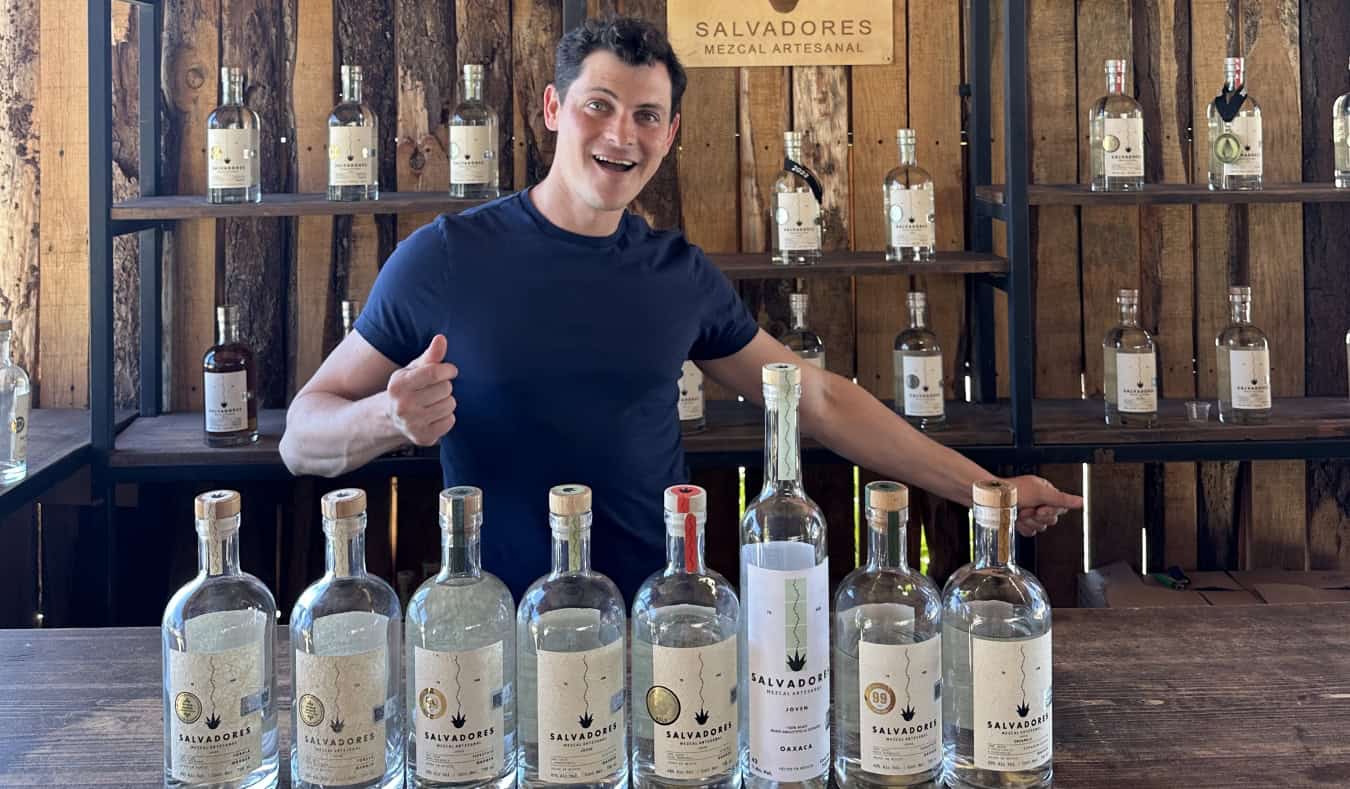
544, 50, 681, 213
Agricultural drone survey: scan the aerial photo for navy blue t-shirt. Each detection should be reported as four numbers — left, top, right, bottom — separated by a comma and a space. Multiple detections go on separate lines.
354, 189, 758, 602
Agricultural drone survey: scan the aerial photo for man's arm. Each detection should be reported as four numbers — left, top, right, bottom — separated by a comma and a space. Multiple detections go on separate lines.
279, 332, 458, 477
698, 330, 1082, 534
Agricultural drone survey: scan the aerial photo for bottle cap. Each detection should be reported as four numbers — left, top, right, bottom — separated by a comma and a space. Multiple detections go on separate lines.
464, 63, 485, 80
341, 64, 363, 79
195, 489, 241, 520
322, 488, 367, 519
783, 130, 803, 147
972, 479, 1017, 508
664, 484, 707, 514
1224, 56, 1243, 69
866, 480, 909, 511
761, 362, 801, 387
1105, 58, 1126, 71
1228, 285, 1251, 299
896, 128, 916, 144
440, 486, 482, 520
549, 484, 592, 516
1117, 288, 1139, 304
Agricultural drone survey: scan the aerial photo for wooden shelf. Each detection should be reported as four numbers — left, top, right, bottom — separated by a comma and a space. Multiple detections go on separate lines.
977, 182, 1350, 206
1034, 397, 1350, 444
0, 409, 96, 518
110, 192, 495, 220
711, 250, 1007, 279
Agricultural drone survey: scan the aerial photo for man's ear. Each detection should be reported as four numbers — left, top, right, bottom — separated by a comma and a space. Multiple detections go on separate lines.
664, 112, 681, 151
544, 83, 561, 131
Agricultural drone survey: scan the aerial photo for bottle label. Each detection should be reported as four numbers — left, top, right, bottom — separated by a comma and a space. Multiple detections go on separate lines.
796, 352, 825, 370
897, 353, 944, 417
1114, 351, 1157, 413
168, 610, 267, 784
450, 125, 494, 185
972, 632, 1053, 772
536, 639, 625, 783
204, 370, 248, 433
1218, 115, 1262, 177
745, 558, 830, 782
414, 641, 506, 782
329, 126, 376, 187
10, 389, 27, 462
885, 185, 936, 249
207, 128, 258, 190
775, 192, 822, 252
1102, 117, 1145, 177
295, 628, 390, 786
678, 361, 705, 422
1228, 348, 1272, 410
650, 636, 739, 780
859, 637, 942, 776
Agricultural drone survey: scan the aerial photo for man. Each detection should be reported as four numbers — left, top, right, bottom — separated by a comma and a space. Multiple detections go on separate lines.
280, 17, 1081, 600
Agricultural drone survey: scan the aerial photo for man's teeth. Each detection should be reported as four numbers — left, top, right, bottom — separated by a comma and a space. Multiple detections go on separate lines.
594, 154, 636, 166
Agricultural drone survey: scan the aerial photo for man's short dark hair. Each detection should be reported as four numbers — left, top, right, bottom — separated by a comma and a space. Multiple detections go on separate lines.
554, 16, 688, 118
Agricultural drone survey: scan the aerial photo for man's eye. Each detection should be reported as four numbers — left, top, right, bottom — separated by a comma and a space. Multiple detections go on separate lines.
639, 112, 660, 123
586, 100, 608, 111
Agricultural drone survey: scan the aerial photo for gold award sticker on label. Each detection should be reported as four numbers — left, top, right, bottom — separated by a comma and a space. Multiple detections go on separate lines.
299, 693, 326, 727
175, 691, 204, 724
646, 685, 681, 726
1214, 132, 1243, 164
864, 682, 896, 716
419, 687, 448, 720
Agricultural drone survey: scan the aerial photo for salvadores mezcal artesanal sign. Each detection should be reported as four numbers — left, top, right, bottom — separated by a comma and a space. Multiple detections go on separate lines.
667, 0, 894, 68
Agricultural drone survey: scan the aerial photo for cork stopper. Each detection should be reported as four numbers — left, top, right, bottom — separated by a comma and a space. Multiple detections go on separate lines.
664, 484, 707, 514
1117, 288, 1139, 304
762, 362, 801, 388
195, 489, 241, 520
321, 488, 367, 519
973, 479, 1017, 508
439, 486, 483, 519
896, 128, 916, 144
866, 480, 909, 512
549, 484, 592, 516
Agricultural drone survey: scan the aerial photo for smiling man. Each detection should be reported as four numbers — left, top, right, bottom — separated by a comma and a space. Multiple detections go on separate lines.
279, 17, 1082, 600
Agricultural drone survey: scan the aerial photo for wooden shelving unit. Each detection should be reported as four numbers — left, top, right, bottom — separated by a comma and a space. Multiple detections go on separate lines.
977, 182, 1350, 206
110, 192, 492, 220
0, 409, 136, 519
714, 250, 1007, 279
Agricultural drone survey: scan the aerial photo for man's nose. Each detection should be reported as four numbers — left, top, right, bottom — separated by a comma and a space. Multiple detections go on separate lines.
604, 112, 637, 147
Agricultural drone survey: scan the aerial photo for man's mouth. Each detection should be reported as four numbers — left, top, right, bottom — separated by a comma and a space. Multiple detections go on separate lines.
593, 153, 638, 173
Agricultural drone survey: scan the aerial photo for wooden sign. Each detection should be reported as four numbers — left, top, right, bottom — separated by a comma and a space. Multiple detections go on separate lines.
667, 0, 894, 68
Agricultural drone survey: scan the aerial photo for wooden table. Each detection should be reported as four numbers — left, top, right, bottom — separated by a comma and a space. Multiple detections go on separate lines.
1, 605, 1347, 787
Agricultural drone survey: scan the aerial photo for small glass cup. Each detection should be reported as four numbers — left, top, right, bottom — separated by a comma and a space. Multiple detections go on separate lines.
1186, 400, 1212, 423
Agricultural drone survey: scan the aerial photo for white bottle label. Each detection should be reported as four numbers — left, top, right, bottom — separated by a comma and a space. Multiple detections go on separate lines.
745, 557, 830, 783
204, 371, 248, 433
295, 617, 390, 786
10, 389, 28, 462
859, 637, 942, 776
450, 125, 494, 185
207, 128, 258, 190
897, 353, 944, 417
775, 192, 822, 252
1228, 348, 1272, 410
537, 639, 625, 783
886, 186, 936, 249
678, 361, 705, 421
650, 636, 739, 780
796, 352, 825, 370
1102, 117, 1145, 178
1220, 115, 1263, 177
414, 642, 505, 782
1114, 351, 1157, 413
972, 632, 1053, 772
329, 126, 376, 187
168, 610, 267, 784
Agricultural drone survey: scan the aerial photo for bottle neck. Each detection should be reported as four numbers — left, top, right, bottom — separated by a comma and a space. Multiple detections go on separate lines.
1230, 299, 1251, 325
1225, 71, 1244, 92
785, 142, 803, 162
217, 317, 239, 345
224, 76, 245, 106
865, 509, 909, 570
550, 514, 592, 574
898, 141, 916, 166
463, 76, 484, 102
762, 387, 804, 494
324, 517, 368, 578
909, 304, 929, 329
973, 504, 1016, 569
664, 512, 707, 575
196, 519, 242, 577
1118, 301, 1140, 327
790, 303, 808, 330
439, 522, 482, 578
0, 331, 12, 364
342, 73, 363, 103
1105, 69, 1125, 95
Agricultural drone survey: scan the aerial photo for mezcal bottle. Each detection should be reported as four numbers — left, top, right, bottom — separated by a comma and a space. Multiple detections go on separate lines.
207, 67, 261, 204
883, 129, 937, 261
1088, 59, 1145, 191
449, 64, 501, 199
407, 486, 516, 789
893, 292, 945, 430
632, 485, 741, 789
942, 481, 1052, 789
772, 132, 823, 265
328, 65, 380, 202
833, 482, 942, 789
290, 488, 404, 789
162, 490, 279, 789
517, 485, 627, 789
740, 363, 830, 789
1216, 285, 1272, 424
0, 318, 30, 484
1335, 57, 1350, 188
203, 305, 259, 447
679, 361, 707, 434
1207, 57, 1263, 190
779, 292, 826, 370
1102, 288, 1158, 427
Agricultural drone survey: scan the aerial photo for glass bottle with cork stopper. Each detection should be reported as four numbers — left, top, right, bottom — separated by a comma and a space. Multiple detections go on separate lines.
772, 131, 823, 265
0, 317, 30, 484
1102, 288, 1158, 427
328, 64, 380, 202
207, 66, 262, 204
449, 64, 501, 199
1089, 58, 1146, 192
883, 128, 937, 261
1216, 285, 1272, 424
203, 304, 258, 447
894, 291, 946, 430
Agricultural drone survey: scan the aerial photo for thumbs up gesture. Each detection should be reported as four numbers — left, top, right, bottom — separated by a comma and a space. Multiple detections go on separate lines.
386, 334, 459, 446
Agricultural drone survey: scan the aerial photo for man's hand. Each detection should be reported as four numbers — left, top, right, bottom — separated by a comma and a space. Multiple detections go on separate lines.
386, 334, 458, 446
1004, 475, 1084, 537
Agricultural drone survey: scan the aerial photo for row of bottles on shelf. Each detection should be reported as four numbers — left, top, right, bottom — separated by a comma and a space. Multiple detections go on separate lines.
1091, 56, 1350, 191
207, 64, 500, 205
163, 362, 1053, 789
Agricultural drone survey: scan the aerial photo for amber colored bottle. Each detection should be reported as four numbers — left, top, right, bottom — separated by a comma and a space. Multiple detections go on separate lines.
202, 304, 259, 447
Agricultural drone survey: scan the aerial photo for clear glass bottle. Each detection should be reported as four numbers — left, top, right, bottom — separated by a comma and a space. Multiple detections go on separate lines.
449, 64, 501, 200
290, 489, 404, 789
342, 299, 361, 337
740, 363, 830, 789
1207, 57, 1263, 191
1088, 59, 1145, 192
632, 485, 741, 789
207, 66, 262, 204
679, 360, 707, 435
772, 131, 823, 265
1334, 57, 1350, 188
893, 292, 945, 431
329, 65, 380, 202
883, 129, 936, 261
779, 292, 826, 370
833, 482, 943, 789
942, 481, 1052, 789
1102, 289, 1158, 427
1216, 285, 1272, 425
407, 487, 516, 789
203, 305, 259, 448
0, 318, 30, 485
517, 484, 627, 789
163, 490, 279, 789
